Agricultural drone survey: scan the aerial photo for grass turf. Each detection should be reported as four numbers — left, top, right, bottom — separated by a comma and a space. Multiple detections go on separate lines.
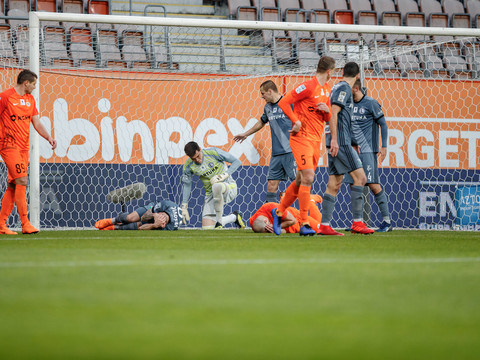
0, 230, 479, 359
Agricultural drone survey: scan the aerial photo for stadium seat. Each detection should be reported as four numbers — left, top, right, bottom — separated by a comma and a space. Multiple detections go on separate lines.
96, 28, 126, 68
285, 8, 311, 40
397, 51, 424, 78
395, 0, 422, 25
466, 0, 480, 25
228, 0, 257, 20
121, 29, 151, 69
349, 0, 375, 24
6, 8, 28, 28
260, 8, 284, 44
382, 12, 407, 42
280, 0, 301, 21
418, 0, 450, 27
370, 0, 397, 24
372, 40, 400, 77
0, 23, 17, 65
464, 42, 480, 77
42, 25, 72, 66
324, 0, 354, 25
301, 0, 326, 11
68, 26, 97, 67
417, 43, 450, 78
405, 12, 428, 43
429, 13, 454, 42
34, 0, 61, 26
442, 42, 471, 78
441, 0, 470, 27
61, 0, 87, 29
8, 0, 31, 12
252, 0, 277, 19
13, 24, 29, 65
309, 8, 338, 45
357, 10, 379, 44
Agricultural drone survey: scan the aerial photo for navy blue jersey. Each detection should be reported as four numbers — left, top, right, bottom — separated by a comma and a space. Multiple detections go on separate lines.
326, 81, 354, 147
152, 199, 181, 230
352, 95, 387, 153
260, 97, 292, 156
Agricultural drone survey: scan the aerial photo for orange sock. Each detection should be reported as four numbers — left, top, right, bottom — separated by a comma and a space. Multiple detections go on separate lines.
298, 185, 311, 224
14, 184, 29, 225
0, 186, 15, 225
308, 200, 323, 224
278, 182, 300, 215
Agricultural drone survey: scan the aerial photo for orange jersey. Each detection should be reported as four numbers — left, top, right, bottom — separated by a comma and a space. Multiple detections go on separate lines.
0, 87, 39, 151
279, 76, 331, 141
249, 202, 278, 227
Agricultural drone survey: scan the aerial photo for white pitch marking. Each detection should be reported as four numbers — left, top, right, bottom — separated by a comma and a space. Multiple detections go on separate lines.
0, 257, 479, 269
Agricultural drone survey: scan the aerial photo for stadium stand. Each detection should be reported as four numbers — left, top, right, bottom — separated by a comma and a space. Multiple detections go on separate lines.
228, 0, 257, 20
42, 25, 71, 66
68, 26, 96, 67
96, 28, 126, 68
62, 0, 88, 28
121, 29, 150, 68
0, 23, 17, 65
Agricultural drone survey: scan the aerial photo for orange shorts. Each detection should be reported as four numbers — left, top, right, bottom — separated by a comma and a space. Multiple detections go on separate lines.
290, 136, 321, 171
0, 146, 29, 182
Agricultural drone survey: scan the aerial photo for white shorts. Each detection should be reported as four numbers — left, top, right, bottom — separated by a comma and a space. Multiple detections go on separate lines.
202, 182, 238, 218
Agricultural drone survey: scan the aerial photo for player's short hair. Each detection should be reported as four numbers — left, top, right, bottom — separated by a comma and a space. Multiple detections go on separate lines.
316, 56, 336, 73
17, 69, 38, 84
353, 79, 362, 89
343, 62, 360, 78
260, 80, 278, 93
184, 141, 200, 157
252, 218, 267, 233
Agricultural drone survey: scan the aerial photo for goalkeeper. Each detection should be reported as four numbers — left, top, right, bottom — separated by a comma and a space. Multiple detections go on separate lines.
94, 199, 180, 231
181, 141, 245, 230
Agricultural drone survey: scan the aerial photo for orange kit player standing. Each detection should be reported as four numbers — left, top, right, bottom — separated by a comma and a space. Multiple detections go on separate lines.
271, 56, 336, 236
0, 69, 57, 235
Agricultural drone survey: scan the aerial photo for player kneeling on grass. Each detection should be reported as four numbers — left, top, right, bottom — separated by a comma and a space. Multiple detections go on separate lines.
249, 195, 323, 235
95, 199, 181, 231
181, 141, 245, 230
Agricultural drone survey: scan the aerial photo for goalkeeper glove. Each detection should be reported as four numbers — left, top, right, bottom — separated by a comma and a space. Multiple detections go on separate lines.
181, 203, 190, 225
210, 172, 229, 185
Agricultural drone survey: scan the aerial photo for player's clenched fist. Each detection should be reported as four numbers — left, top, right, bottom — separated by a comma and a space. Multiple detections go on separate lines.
181, 203, 190, 224
210, 173, 229, 185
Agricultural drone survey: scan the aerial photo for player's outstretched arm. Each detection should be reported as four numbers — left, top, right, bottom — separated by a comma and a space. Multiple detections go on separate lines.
233, 120, 265, 143
32, 115, 56, 149
215, 148, 241, 175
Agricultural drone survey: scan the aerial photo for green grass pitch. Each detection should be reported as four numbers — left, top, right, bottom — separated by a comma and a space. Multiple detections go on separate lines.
1, 229, 479, 359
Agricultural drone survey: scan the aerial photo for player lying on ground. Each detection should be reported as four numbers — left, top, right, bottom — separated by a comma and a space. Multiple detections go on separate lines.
249, 195, 323, 235
95, 199, 181, 230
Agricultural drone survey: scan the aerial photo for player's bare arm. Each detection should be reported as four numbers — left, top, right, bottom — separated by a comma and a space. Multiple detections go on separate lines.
290, 121, 301, 135
32, 115, 57, 150
378, 147, 387, 163
281, 211, 297, 229
233, 121, 265, 143
316, 102, 330, 113
329, 105, 341, 157
140, 209, 154, 223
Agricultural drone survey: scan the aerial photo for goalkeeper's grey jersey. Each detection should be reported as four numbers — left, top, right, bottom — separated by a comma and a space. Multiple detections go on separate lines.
352, 95, 386, 154
152, 199, 180, 230
182, 147, 240, 203
260, 97, 292, 156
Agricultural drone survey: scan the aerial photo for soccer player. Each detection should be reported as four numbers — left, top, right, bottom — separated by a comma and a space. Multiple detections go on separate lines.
271, 56, 336, 236
0, 69, 57, 235
94, 199, 181, 231
250, 195, 323, 234
233, 80, 296, 203
319, 62, 374, 235
181, 141, 245, 230
343, 79, 392, 232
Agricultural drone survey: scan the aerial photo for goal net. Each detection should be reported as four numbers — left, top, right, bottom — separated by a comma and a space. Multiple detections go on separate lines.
0, 12, 479, 231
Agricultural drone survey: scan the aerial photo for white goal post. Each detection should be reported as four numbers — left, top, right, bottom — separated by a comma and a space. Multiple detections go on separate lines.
19, 11, 480, 230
